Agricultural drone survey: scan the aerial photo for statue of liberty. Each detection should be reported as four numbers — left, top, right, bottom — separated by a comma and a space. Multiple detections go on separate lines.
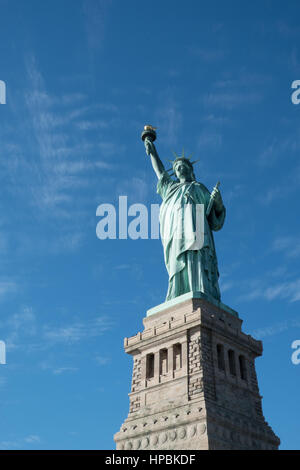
142, 126, 226, 302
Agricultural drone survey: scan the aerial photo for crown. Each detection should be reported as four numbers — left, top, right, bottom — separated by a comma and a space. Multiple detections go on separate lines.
166, 148, 200, 175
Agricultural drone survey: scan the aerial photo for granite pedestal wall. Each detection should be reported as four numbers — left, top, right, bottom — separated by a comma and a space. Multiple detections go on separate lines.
114, 293, 280, 450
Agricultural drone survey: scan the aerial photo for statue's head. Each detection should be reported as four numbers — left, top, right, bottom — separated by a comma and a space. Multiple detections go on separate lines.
172, 157, 196, 182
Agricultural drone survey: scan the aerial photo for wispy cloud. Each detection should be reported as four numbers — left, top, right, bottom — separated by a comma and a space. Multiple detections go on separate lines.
197, 130, 223, 151
83, 0, 112, 51
24, 56, 87, 212
0, 434, 41, 450
5, 307, 36, 351
258, 162, 300, 206
7, 307, 36, 331
156, 92, 182, 146
76, 120, 109, 130
159, 105, 182, 146
0, 280, 18, 300
201, 113, 232, 126
202, 72, 268, 111
219, 280, 235, 293
258, 136, 300, 168
257, 20, 300, 38
24, 435, 40, 444
61, 93, 86, 106
271, 235, 300, 259
238, 278, 300, 303
22, 54, 118, 218
117, 174, 149, 204
3, 306, 114, 355
189, 46, 228, 62
0, 377, 7, 389
95, 356, 110, 366
50, 232, 84, 254
251, 318, 300, 340
203, 91, 261, 109
43, 316, 114, 344
52, 367, 79, 375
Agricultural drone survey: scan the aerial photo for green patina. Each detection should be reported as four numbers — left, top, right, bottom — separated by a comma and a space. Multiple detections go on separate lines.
143, 129, 226, 305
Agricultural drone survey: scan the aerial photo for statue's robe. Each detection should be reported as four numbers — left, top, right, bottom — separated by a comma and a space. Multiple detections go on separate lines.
157, 171, 226, 301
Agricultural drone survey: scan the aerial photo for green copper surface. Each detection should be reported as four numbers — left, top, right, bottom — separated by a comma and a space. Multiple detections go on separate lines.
144, 132, 226, 303
146, 291, 239, 318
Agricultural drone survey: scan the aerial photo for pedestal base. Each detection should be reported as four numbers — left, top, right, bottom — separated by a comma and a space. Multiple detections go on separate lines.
114, 294, 280, 450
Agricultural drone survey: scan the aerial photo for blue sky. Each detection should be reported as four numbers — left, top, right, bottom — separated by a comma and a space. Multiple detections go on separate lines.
0, 0, 299, 450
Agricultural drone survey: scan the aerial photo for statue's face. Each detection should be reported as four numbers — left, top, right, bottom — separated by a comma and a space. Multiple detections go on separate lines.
174, 161, 193, 180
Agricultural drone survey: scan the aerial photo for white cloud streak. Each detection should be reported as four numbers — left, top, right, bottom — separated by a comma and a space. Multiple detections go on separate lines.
251, 318, 300, 340
43, 316, 114, 344
238, 278, 300, 303
271, 236, 300, 259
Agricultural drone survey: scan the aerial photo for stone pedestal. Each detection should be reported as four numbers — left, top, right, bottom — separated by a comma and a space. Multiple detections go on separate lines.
114, 293, 280, 450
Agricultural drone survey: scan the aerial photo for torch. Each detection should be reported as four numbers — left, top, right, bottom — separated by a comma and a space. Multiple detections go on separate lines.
141, 125, 157, 144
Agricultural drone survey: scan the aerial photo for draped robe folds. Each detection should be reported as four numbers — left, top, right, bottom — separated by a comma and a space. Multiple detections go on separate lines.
157, 171, 226, 301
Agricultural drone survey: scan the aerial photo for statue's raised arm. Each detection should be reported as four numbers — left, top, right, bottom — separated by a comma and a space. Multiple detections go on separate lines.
142, 126, 165, 180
